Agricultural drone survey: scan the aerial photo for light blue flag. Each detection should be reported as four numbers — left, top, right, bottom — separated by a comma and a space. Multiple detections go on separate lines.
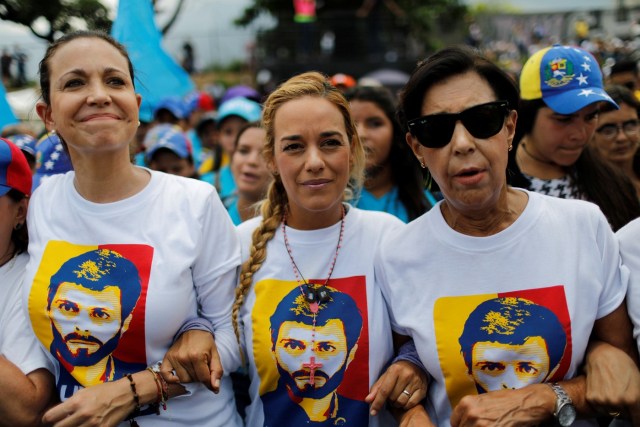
111, 0, 195, 122
0, 80, 18, 129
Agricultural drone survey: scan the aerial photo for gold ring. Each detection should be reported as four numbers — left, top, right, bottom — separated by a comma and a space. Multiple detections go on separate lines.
402, 389, 412, 397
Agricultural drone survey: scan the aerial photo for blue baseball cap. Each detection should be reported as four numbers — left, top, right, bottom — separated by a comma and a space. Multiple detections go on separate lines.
32, 133, 73, 190
6, 134, 37, 158
520, 44, 618, 114
217, 97, 262, 127
143, 124, 192, 163
0, 138, 32, 197
153, 97, 188, 120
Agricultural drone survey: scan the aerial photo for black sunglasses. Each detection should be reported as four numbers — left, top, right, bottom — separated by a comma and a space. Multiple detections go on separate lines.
408, 101, 510, 148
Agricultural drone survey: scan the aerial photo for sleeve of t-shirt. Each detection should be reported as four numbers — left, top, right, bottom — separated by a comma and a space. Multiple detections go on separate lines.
374, 224, 410, 336
1, 279, 53, 375
191, 189, 242, 375
595, 208, 627, 320
617, 218, 640, 353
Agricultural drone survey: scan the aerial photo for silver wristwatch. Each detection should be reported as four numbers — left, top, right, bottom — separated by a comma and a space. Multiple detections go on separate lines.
548, 383, 576, 426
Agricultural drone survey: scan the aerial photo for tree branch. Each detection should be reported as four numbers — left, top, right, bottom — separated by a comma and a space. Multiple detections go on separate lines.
161, 0, 186, 35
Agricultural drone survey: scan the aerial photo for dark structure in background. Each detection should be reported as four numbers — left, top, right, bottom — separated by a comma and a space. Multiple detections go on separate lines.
241, 1, 468, 88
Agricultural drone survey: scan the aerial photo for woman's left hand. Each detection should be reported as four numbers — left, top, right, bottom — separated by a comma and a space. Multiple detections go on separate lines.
450, 384, 554, 427
366, 360, 428, 415
161, 329, 222, 393
42, 379, 134, 427
584, 341, 640, 423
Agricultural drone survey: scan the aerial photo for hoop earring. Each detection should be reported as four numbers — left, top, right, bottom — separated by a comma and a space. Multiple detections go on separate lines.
423, 168, 433, 191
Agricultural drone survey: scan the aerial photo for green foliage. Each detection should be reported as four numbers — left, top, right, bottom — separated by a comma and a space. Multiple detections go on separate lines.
0, 0, 185, 42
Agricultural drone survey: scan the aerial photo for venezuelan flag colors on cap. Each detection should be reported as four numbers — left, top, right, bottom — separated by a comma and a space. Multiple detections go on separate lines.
0, 137, 32, 197
520, 44, 618, 114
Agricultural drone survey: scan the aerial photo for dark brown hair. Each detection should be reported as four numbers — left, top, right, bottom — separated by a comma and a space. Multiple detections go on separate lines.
39, 30, 135, 106
7, 189, 28, 255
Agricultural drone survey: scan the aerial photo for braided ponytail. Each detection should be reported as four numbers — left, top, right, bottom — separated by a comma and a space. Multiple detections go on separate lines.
232, 180, 287, 342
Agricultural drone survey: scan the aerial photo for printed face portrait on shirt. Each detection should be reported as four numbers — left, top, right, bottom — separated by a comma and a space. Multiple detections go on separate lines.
269, 285, 362, 399
274, 318, 349, 393
458, 297, 566, 393
46, 249, 142, 367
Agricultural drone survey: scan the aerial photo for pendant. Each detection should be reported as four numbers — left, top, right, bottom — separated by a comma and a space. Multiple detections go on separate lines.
309, 301, 319, 314
303, 285, 317, 304
316, 286, 330, 303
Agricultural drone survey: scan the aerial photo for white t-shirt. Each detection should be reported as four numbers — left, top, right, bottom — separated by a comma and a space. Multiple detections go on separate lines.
377, 190, 624, 427
0, 252, 52, 375
237, 206, 401, 427
617, 217, 640, 353
24, 170, 242, 427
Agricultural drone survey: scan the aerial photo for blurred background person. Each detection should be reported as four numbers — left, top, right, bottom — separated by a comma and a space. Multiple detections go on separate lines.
608, 57, 640, 101
591, 84, 640, 200
5, 134, 37, 174
202, 96, 262, 199
225, 121, 272, 225
143, 123, 198, 179
346, 85, 434, 222
31, 132, 73, 192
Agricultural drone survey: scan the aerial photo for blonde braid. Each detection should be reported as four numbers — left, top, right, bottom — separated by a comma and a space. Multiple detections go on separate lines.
232, 180, 286, 343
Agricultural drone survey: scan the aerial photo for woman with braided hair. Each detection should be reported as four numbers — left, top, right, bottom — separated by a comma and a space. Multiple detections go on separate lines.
229, 71, 429, 426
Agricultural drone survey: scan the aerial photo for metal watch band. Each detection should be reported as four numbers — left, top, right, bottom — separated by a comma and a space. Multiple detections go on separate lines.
548, 383, 573, 415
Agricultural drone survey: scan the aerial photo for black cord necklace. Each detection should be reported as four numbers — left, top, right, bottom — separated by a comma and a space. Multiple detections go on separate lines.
520, 142, 556, 165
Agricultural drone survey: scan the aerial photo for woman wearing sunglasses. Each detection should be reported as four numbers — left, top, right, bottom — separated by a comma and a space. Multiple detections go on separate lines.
375, 45, 638, 426
509, 45, 640, 231
591, 84, 640, 200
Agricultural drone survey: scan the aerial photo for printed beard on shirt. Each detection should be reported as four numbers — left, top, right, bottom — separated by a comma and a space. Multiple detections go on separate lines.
50, 318, 123, 367
276, 360, 348, 399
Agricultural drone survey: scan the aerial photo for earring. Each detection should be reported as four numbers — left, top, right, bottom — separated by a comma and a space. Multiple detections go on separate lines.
137, 120, 141, 127
508, 144, 513, 152
14, 223, 23, 231
418, 158, 426, 168
50, 129, 56, 135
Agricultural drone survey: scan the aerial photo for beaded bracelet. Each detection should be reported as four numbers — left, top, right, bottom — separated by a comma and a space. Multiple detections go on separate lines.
146, 367, 167, 412
125, 374, 141, 427
151, 361, 169, 404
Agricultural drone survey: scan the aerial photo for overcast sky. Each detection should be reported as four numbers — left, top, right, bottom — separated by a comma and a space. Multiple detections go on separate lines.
0, 0, 259, 83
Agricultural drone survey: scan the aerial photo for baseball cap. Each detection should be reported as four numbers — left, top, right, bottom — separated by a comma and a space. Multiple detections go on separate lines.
520, 44, 618, 114
153, 97, 188, 121
330, 73, 356, 89
220, 85, 262, 104
6, 134, 37, 159
216, 97, 262, 126
32, 133, 74, 190
143, 124, 192, 163
0, 138, 32, 197
185, 91, 216, 115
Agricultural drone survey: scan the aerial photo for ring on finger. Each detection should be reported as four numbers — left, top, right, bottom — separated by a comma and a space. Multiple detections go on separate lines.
402, 389, 412, 397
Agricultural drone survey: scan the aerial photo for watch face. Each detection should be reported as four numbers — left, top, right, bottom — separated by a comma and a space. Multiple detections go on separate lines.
558, 404, 577, 426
